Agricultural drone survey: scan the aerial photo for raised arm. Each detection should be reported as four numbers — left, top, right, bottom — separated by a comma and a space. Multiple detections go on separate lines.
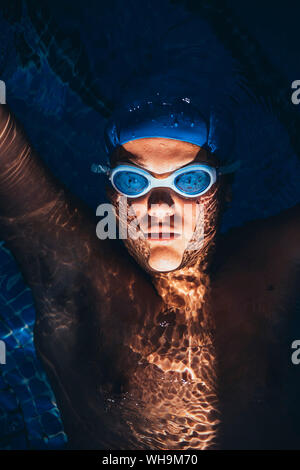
0, 105, 67, 218
0, 104, 98, 290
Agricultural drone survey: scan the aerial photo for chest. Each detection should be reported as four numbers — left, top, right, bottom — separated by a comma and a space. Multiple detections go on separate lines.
34, 251, 300, 449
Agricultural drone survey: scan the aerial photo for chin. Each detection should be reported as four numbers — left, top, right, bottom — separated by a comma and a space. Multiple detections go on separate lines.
147, 246, 184, 273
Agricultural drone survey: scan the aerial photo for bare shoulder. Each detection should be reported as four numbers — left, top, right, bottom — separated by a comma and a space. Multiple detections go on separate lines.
214, 203, 300, 277
210, 203, 300, 332
271, 203, 300, 261
212, 205, 300, 449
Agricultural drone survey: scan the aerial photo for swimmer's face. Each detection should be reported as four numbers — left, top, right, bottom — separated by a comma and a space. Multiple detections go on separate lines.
108, 138, 228, 273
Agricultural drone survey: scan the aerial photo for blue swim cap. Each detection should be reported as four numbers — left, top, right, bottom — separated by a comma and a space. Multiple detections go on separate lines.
103, 94, 235, 165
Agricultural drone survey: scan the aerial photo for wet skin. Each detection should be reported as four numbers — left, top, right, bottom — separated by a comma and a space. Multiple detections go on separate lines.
0, 105, 299, 449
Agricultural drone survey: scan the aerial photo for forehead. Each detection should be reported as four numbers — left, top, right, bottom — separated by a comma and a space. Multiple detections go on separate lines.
111, 137, 211, 174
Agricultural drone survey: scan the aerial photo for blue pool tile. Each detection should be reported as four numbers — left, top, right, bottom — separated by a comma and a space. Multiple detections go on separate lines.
3, 334, 18, 349
8, 432, 28, 450
28, 378, 49, 396
7, 290, 36, 315
47, 432, 67, 449
3, 369, 24, 387
0, 390, 18, 412
19, 360, 36, 379
0, 322, 11, 338
14, 383, 32, 402
22, 400, 38, 420
0, 374, 6, 389
21, 305, 35, 325
41, 411, 63, 435
35, 395, 54, 413
0, 412, 25, 436
29, 437, 48, 450
26, 416, 43, 439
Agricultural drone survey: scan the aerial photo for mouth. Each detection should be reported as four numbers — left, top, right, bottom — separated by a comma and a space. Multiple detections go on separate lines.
144, 232, 181, 241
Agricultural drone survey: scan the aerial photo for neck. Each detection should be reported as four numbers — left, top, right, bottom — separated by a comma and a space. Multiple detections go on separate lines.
151, 239, 217, 340
148, 247, 218, 378
156, 258, 212, 314
141, 257, 220, 449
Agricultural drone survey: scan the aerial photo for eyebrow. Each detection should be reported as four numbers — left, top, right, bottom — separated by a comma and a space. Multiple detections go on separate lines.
110, 146, 143, 165
111, 147, 218, 175
115, 161, 173, 178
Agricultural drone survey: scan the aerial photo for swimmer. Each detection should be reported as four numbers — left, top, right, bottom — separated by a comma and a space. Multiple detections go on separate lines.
0, 97, 299, 450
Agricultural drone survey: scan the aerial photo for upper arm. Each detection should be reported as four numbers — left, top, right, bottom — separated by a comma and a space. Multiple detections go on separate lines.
0, 104, 96, 288
0, 104, 66, 218
275, 204, 300, 263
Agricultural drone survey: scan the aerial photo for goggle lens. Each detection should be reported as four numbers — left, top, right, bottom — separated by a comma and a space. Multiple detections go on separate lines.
174, 170, 211, 195
111, 164, 217, 198
113, 171, 149, 196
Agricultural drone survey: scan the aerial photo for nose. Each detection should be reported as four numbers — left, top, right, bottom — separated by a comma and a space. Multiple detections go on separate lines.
147, 189, 175, 219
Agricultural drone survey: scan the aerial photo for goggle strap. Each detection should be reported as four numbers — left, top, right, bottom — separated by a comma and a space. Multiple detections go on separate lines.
91, 160, 241, 178
91, 163, 111, 175
218, 160, 241, 175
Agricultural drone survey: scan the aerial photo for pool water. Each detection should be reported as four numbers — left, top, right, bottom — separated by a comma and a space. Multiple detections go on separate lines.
0, 0, 300, 449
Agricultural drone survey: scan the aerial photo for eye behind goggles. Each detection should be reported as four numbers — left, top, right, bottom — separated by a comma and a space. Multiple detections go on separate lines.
109, 163, 218, 198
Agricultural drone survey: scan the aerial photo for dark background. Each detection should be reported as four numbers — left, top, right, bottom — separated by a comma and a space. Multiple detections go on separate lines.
0, 0, 299, 449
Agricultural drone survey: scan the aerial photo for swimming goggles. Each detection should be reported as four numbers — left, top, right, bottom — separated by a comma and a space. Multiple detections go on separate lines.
108, 163, 221, 198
